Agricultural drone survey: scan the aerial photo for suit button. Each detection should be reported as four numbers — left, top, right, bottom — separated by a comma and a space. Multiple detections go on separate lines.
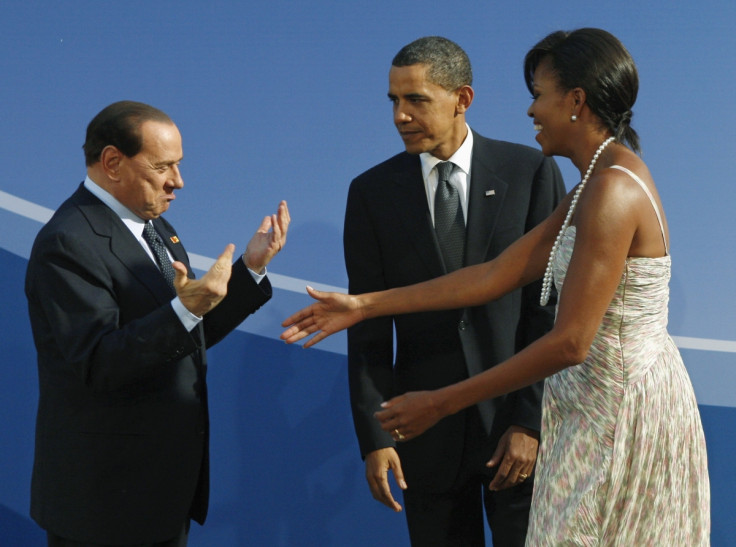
458, 320, 467, 331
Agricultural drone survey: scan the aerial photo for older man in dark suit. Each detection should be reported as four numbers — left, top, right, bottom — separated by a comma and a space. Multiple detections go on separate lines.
344, 37, 565, 545
25, 101, 289, 546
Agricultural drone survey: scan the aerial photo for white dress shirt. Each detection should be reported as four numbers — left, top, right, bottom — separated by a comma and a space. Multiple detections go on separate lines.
419, 124, 474, 226
84, 176, 202, 331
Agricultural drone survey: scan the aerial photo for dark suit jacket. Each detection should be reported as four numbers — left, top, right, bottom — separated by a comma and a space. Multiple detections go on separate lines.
25, 185, 272, 544
344, 132, 565, 492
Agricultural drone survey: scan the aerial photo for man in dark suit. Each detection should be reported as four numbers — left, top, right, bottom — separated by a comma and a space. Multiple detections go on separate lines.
25, 101, 289, 546
344, 37, 565, 545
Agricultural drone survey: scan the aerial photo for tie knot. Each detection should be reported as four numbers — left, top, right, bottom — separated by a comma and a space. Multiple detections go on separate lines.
435, 161, 454, 183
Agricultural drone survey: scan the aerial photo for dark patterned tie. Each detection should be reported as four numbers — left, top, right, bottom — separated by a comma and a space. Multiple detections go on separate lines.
142, 222, 176, 291
433, 161, 465, 272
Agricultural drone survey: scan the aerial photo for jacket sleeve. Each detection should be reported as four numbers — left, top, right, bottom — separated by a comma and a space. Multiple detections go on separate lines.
343, 179, 397, 459
26, 229, 201, 391
203, 257, 272, 348
26, 230, 271, 392
509, 155, 567, 431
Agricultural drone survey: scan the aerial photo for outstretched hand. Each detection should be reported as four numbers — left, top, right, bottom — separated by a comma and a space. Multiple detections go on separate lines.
280, 286, 364, 347
374, 391, 445, 442
174, 244, 235, 317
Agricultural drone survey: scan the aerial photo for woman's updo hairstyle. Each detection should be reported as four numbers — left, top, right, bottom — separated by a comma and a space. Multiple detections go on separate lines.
524, 28, 641, 153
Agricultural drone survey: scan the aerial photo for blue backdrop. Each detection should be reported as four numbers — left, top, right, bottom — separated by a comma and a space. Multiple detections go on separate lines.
1, 1, 734, 545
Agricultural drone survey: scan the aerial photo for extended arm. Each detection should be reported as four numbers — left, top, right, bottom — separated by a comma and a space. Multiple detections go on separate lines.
281, 192, 573, 347
375, 168, 645, 439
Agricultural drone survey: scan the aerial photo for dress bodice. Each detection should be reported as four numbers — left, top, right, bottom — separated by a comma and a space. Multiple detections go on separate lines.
551, 226, 672, 391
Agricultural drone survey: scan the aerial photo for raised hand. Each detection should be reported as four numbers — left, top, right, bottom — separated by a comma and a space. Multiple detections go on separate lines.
280, 286, 364, 347
174, 244, 235, 317
243, 200, 290, 274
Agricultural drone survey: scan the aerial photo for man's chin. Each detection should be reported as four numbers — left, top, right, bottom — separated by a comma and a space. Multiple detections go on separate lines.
403, 143, 428, 155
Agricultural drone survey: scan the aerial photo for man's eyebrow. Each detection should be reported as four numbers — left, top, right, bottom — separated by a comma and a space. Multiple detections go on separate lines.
387, 92, 427, 100
157, 157, 183, 165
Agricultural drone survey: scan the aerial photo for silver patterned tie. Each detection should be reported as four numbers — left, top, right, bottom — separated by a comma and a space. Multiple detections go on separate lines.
142, 222, 176, 291
433, 161, 465, 272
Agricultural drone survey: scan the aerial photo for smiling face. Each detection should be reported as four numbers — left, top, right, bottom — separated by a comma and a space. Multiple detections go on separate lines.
113, 121, 184, 220
527, 58, 576, 157
388, 63, 471, 160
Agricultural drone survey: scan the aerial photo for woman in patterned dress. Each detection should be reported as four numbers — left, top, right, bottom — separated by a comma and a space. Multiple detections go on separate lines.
282, 28, 710, 545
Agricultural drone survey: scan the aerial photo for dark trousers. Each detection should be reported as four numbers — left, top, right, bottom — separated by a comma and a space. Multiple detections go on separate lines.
46, 521, 189, 547
402, 408, 534, 547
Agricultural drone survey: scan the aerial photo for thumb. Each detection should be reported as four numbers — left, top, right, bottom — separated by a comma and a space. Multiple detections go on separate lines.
486, 443, 504, 468
208, 244, 235, 280
218, 243, 236, 264
391, 459, 408, 490
305, 285, 324, 300
172, 261, 189, 289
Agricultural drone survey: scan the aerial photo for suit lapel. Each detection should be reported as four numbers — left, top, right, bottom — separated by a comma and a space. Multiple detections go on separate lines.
384, 138, 511, 275
152, 218, 191, 273
465, 136, 508, 265
389, 155, 447, 278
74, 187, 177, 302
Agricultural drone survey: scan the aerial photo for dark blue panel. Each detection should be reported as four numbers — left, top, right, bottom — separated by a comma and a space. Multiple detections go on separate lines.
700, 405, 736, 547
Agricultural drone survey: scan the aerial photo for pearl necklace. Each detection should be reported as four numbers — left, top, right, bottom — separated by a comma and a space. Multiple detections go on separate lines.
539, 136, 615, 305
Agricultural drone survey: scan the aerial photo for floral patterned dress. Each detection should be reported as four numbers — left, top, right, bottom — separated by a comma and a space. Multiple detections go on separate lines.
525, 166, 710, 546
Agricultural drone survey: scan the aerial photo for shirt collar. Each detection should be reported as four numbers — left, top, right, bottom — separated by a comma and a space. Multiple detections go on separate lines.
420, 124, 473, 180
84, 176, 148, 237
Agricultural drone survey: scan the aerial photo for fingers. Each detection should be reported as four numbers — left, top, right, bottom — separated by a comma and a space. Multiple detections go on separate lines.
488, 464, 533, 491
280, 322, 319, 343
281, 301, 318, 328
280, 287, 333, 345
365, 449, 405, 512
274, 201, 290, 246
279, 317, 330, 347
268, 200, 289, 251
368, 473, 402, 512
302, 330, 330, 348
485, 440, 504, 469
256, 215, 273, 234
177, 244, 234, 317
486, 428, 538, 491
487, 448, 517, 491
278, 200, 290, 224
375, 401, 406, 439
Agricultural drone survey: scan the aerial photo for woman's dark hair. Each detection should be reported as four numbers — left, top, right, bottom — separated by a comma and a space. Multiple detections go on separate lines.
83, 101, 173, 166
524, 28, 640, 153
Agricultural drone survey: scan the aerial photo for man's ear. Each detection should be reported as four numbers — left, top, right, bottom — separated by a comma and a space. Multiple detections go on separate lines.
455, 85, 474, 114
100, 145, 123, 181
